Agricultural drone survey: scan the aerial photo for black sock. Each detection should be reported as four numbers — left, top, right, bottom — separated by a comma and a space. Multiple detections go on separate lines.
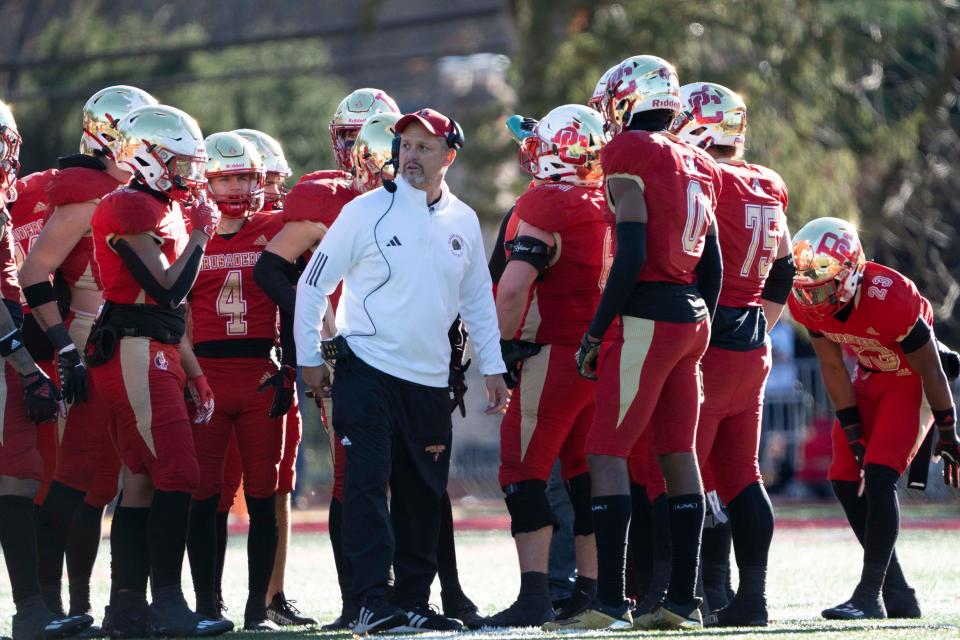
832, 479, 909, 593
858, 464, 900, 599
215, 510, 229, 601
665, 493, 705, 605
628, 485, 652, 600
36, 482, 84, 592
436, 492, 463, 596
0, 495, 42, 605
644, 493, 672, 606
701, 518, 732, 610
65, 502, 104, 615
727, 483, 774, 599
591, 494, 631, 607
148, 490, 190, 591
328, 497, 352, 606
574, 574, 597, 599
110, 505, 150, 594
244, 493, 277, 619
519, 571, 549, 601
187, 495, 219, 616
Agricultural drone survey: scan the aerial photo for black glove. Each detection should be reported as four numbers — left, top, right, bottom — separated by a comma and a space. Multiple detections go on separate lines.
20, 369, 64, 424
938, 341, 960, 380
574, 333, 601, 381
257, 364, 295, 419
501, 338, 541, 389
57, 345, 88, 405
449, 358, 471, 417
841, 423, 867, 468
934, 431, 960, 489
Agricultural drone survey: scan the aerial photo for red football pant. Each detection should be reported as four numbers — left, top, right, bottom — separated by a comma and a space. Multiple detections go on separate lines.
35, 360, 58, 504
627, 431, 666, 501
0, 364, 43, 481
696, 344, 771, 504
588, 317, 710, 458
500, 344, 593, 486
278, 398, 301, 495
193, 358, 283, 501
93, 338, 198, 493
829, 369, 928, 482
218, 433, 242, 512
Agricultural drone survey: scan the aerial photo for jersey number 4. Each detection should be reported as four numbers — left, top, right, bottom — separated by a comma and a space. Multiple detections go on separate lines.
741, 204, 781, 278
217, 270, 248, 335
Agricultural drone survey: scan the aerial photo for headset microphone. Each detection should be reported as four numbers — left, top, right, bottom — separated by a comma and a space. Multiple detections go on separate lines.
379, 163, 397, 193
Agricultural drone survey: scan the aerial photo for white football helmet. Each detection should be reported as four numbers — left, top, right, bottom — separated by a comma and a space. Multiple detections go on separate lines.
589, 64, 619, 112
0, 100, 20, 203
603, 55, 681, 135
671, 82, 747, 149
791, 217, 866, 318
352, 112, 401, 194
80, 85, 158, 158
205, 132, 265, 217
232, 129, 291, 210
329, 88, 400, 172
519, 104, 609, 187
114, 105, 206, 201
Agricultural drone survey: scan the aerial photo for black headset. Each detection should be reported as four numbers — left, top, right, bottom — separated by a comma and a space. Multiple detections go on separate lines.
384, 116, 464, 193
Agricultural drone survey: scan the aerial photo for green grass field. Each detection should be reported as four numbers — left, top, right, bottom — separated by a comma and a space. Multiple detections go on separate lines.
1, 517, 958, 639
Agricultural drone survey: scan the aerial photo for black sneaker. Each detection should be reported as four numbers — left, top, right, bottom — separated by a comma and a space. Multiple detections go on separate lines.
265, 592, 317, 626
395, 605, 463, 632
319, 603, 358, 632
353, 598, 407, 635
441, 591, 482, 628
147, 587, 234, 637
11, 597, 93, 640
243, 600, 280, 632
704, 595, 768, 627
103, 592, 148, 639
821, 596, 886, 620
40, 586, 65, 619
483, 597, 555, 628
555, 588, 594, 620
883, 585, 921, 619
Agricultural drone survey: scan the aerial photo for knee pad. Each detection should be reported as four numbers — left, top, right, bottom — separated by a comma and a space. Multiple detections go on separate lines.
503, 480, 557, 536
863, 463, 900, 494
564, 473, 594, 536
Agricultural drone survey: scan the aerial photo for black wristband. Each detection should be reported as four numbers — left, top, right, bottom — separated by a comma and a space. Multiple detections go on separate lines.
0, 328, 24, 357
836, 406, 862, 428
45, 323, 73, 352
932, 407, 956, 429
22, 281, 57, 309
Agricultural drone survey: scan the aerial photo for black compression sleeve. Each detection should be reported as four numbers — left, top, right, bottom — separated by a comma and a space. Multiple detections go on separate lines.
112, 239, 202, 309
254, 250, 298, 316
588, 222, 646, 339
899, 317, 932, 354
488, 208, 514, 284
279, 308, 296, 367
761, 253, 796, 304
695, 233, 722, 320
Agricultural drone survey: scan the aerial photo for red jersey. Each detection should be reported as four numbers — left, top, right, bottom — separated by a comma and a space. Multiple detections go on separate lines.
512, 183, 612, 345
0, 208, 18, 303
91, 187, 188, 305
601, 130, 721, 286
714, 161, 788, 308
46, 167, 122, 291
10, 170, 57, 271
788, 262, 934, 376
191, 213, 284, 344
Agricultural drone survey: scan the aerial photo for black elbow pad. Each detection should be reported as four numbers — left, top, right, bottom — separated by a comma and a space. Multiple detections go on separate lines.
761, 253, 796, 305
937, 340, 960, 380
505, 235, 554, 277
899, 317, 932, 354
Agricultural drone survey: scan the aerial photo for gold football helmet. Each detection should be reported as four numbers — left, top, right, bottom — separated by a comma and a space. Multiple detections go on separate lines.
232, 129, 291, 210
603, 55, 681, 135
519, 104, 609, 187
672, 82, 747, 149
80, 85, 158, 158
792, 217, 865, 317
329, 88, 400, 172
115, 105, 206, 201
0, 99, 21, 203
589, 64, 619, 112
205, 132, 265, 217
352, 112, 401, 193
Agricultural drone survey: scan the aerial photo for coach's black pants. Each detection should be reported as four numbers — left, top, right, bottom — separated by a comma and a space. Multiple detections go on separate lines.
332, 356, 452, 608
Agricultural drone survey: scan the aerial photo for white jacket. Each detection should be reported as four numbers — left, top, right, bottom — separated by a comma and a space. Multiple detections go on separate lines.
294, 176, 506, 387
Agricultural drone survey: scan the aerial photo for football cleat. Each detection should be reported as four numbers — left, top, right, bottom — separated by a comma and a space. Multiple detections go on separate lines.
634, 597, 704, 630
394, 605, 463, 632
102, 592, 149, 639
147, 587, 233, 637
882, 585, 921, 619
352, 598, 407, 635
319, 603, 358, 632
821, 596, 886, 620
704, 596, 769, 627
265, 591, 317, 626
441, 590, 483, 629
554, 587, 595, 621
11, 596, 93, 640
542, 601, 632, 631
481, 597, 555, 629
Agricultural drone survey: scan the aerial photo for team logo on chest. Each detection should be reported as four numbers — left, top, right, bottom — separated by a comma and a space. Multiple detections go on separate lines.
448, 233, 465, 257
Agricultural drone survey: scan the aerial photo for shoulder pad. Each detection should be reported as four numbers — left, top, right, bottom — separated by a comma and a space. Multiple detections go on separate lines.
282, 176, 357, 227
9, 169, 58, 224
861, 264, 923, 339
46, 167, 122, 207
92, 188, 166, 236
297, 169, 352, 184
514, 184, 601, 233
601, 131, 658, 180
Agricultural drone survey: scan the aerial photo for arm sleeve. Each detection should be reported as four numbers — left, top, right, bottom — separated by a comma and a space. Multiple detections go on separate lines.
695, 233, 723, 320
294, 212, 358, 367
254, 250, 299, 315
588, 221, 646, 339
487, 207, 514, 283
113, 239, 202, 310
459, 218, 507, 376
761, 252, 796, 304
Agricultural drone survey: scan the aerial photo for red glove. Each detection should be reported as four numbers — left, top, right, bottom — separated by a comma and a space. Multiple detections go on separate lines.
188, 374, 215, 425
189, 192, 221, 238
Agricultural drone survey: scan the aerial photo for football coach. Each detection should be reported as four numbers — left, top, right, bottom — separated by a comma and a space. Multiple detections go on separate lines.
294, 108, 508, 634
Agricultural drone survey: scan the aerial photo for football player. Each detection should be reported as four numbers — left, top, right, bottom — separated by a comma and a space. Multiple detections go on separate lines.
0, 97, 96, 640
672, 82, 794, 626
183, 131, 289, 630
483, 104, 611, 628
19, 85, 156, 623
788, 217, 960, 620
550, 55, 724, 631
87, 104, 232, 637
252, 89, 401, 628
